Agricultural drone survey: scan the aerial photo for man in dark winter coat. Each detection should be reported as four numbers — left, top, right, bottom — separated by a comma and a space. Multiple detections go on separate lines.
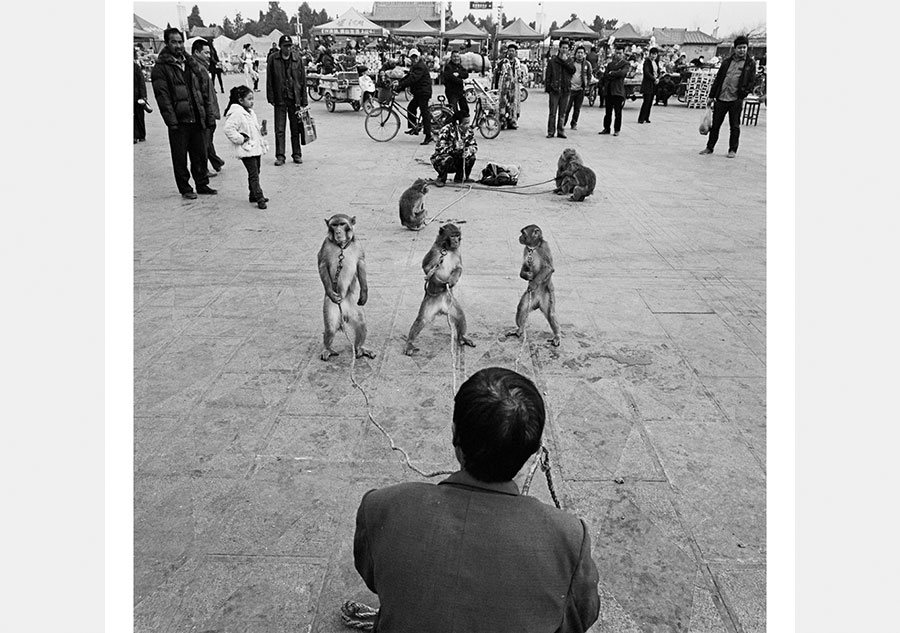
442, 50, 469, 120
597, 49, 630, 136
208, 39, 224, 93
151, 28, 217, 199
133, 50, 147, 143
266, 34, 309, 166
699, 35, 758, 158
191, 39, 224, 175
544, 40, 576, 138
397, 48, 434, 144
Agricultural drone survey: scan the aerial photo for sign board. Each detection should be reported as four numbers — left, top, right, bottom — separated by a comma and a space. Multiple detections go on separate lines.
470, 1, 492, 9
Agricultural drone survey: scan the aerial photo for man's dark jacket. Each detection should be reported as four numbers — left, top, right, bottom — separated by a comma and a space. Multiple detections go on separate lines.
354, 469, 600, 633
709, 53, 758, 101
266, 49, 309, 107
151, 47, 215, 128
544, 54, 576, 94
641, 57, 658, 94
398, 58, 433, 97
442, 60, 468, 98
602, 58, 630, 98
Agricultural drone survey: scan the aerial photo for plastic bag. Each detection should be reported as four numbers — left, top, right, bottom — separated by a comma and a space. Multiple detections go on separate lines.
699, 105, 712, 135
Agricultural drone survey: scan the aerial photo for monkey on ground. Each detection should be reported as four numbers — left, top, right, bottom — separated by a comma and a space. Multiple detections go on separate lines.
404, 223, 476, 355
398, 178, 429, 230
554, 148, 583, 192
558, 163, 596, 202
317, 214, 377, 361
505, 224, 561, 346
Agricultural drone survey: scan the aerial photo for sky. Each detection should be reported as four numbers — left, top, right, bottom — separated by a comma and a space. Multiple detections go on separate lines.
133, 1, 766, 38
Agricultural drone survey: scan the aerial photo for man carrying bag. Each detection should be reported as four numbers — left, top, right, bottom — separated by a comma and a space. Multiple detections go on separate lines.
266, 35, 308, 166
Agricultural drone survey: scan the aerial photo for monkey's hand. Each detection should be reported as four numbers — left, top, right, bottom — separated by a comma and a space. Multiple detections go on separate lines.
327, 290, 343, 304
357, 291, 368, 306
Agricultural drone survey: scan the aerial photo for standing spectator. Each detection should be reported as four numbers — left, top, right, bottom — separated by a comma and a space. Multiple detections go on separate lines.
317, 45, 336, 74
494, 43, 524, 130
191, 39, 225, 176
266, 34, 309, 166
442, 50, 469, 120
699, 35, 757, 158
430, 112, 478, 186
267, 42, 278, 61
597, 48, 630, 137
563, 45, 592, 130
223, 85, 269, 209
544, 40, 576, 138
151, 27, 216, 199
208, 38, 224, 93
396, 48, 433, 145
351, 367, 601, 633
251, 57, 261, 92
133, 50, 147, 143
241, 44, 255, 88
638, 47, 660, 123
585, 44, 599, 76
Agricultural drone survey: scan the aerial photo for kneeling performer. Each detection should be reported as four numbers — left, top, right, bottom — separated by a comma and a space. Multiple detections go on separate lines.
405, 223, 476, 355
430, 113, 478, 187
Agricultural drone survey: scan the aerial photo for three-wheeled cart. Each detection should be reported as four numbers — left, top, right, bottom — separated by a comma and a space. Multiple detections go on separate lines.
318, 71, 364, 112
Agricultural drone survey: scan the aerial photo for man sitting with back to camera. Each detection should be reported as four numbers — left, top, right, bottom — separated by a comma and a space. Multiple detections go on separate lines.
429, 111, 478, 187
352, 367, 601, 633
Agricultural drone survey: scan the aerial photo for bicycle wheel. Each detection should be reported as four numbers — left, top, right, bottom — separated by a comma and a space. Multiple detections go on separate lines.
479, 112, 500, 139
365, 106, 400, 142
362, 95, 376, 115
464, 88, 476, 103
520, 87, 528, 102
325, 95, 336, 112
308, 85, 323, 101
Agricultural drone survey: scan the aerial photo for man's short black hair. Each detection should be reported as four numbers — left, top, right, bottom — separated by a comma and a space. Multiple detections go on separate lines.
575, 45, 586, 53
453, 367, 545, 482
163, 28, 183, 45
191, 39, 209, 54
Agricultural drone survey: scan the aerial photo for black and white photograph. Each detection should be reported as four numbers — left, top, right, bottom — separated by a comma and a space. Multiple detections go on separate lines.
129, 1, 774, 631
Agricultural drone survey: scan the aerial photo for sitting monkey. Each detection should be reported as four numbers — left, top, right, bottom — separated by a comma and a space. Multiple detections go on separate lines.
317, 214, 377, 361
559, 163, 596, 202
398, 178, 429, 231
404, 223, 476, 355
554, 148, 583, 193
505, 224, 561, 346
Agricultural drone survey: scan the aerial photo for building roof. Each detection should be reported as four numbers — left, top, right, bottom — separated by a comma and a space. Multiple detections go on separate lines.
365, 1, 440, 22
391, 15, 439, 36
550, 17, 600, 40
610, 23, 649, 42
497, 18, 543, 41
652, 27, 721, 45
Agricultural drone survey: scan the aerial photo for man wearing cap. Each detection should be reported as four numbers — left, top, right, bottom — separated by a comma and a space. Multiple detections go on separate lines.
699, 35, 757, 158
266, 34, 309, 166
544, 40, 576, 138
430, 112, 477, 186
397, 48, 434, 144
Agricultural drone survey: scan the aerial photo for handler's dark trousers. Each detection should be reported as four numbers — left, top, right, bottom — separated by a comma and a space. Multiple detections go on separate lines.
274, 102, 302, 161
706, 98, 743, 152
603, 95, 625, 132
547, 92, 569, 136
407, 93, 433, 139
446, 92, 470, 119
638, 88, 655, 122
167, 122, 210, 194
564, 89, 585, 126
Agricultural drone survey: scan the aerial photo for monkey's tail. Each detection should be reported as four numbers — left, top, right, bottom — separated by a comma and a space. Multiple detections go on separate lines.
336, 303, 455, 479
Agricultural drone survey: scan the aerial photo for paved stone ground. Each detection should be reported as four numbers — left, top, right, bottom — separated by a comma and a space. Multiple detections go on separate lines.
134, 72, 766, 633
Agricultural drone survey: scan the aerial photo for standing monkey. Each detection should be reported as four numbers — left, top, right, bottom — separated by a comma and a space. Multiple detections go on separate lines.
404, 223, 476, 355
505, 225, 561, 346
317, 214, 377, 361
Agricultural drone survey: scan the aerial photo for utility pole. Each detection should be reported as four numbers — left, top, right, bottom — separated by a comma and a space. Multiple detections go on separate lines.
713, 1, 722, 38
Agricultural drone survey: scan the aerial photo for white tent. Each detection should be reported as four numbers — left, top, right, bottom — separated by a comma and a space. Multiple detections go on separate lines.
213, 35, 234, 60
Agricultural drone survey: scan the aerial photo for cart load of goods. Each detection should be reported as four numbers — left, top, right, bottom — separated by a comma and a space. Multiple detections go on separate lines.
441, 51, 492, 75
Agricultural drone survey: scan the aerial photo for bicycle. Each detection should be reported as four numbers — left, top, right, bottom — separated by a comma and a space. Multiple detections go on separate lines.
463, 79, 501, 139
364, 90, 453, 142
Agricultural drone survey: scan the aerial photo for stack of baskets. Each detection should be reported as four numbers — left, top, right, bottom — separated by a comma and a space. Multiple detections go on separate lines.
685, 68, 715, 108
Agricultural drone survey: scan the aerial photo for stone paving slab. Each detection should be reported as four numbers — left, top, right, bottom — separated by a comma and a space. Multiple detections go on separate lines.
134, 70, 766, 632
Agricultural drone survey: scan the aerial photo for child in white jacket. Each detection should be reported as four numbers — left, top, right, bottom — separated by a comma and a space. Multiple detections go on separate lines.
223, 85, 270, 209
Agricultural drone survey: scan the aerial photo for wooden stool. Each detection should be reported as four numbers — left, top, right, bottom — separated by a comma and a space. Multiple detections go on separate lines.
742, 99, 761, 126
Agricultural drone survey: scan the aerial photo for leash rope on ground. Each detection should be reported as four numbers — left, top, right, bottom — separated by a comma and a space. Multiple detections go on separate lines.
520, 445, 562, 509
336, 302, 454, 479
423, 185, 473, 226
442, 181, 557, 196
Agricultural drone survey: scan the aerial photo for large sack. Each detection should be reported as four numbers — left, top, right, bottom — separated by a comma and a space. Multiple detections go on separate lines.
459, 51, 492, 74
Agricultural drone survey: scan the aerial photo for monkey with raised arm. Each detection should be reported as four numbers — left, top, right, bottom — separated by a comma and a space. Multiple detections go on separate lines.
317, 214, 376, 361
398, 178, 429, 230
404, 223, 476, 355
505, 224, 561, 346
